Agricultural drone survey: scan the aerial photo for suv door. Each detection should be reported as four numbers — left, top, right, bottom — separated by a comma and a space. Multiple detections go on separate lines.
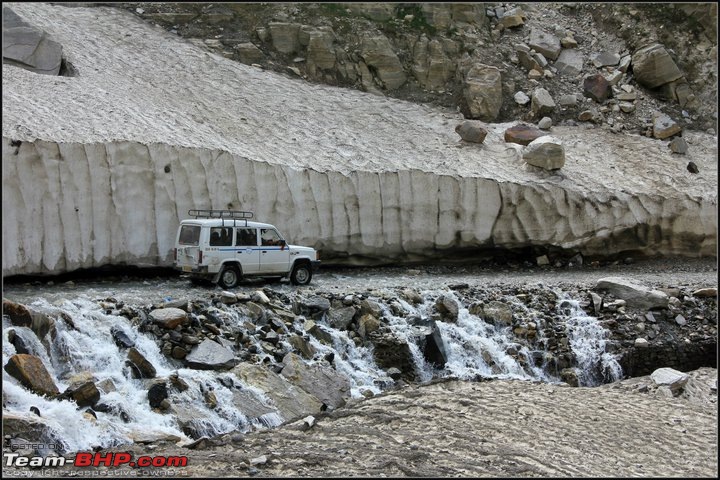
235, 227, 260, 274
259, 228, 290, 274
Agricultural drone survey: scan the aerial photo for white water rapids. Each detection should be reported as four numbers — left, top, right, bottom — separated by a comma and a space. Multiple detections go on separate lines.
2, 279, 622, 453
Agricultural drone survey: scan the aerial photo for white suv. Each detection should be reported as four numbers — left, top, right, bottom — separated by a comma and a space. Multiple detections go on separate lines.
173, 209, 320, 287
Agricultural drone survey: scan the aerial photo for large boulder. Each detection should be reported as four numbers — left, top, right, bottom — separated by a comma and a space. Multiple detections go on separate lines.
412, 36, 454, 91
462, 64, 503, 121
595, 277, 669, 310
280, 352, 352, 410
232, 363, 323, 422
523, 136, 565, 170
4, 354, 59, 396
185, 339, 237, 370
305, 28, 336, 74
149, 308, 188, 329
2, 6, 63, 75
528, 28, 561, 61
360, 34, 406, 90
650, 367, 689, 396
632, 43, 684, 89
268, 22, 301, 54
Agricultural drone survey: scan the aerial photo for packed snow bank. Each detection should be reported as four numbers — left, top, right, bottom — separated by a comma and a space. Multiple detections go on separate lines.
2, 3, 716, 275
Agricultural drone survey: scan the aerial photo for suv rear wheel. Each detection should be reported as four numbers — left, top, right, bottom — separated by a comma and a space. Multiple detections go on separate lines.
218, 265, 241, 289
290, 262, 312, 286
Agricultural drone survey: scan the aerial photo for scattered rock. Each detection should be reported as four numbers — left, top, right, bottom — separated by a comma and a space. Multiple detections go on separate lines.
583, 74, 612, 103
4, 354, 60, 397
653, 112, 682, 140
523, 136, 565, 170
455, 121, 488, 143
554, 49, 584, 76
650, 367, 689, 396
530, 87, 556, 117
186, 339, 237, 370
669, 137, 688, 154
126, 348, 157, 379
462, 64, 503, 121
538, 117, 552, 130
528, 28, 561, 61
686, 162, 699, 174
692, 288, 717, 298
149, 308, 188, 329
514, 91, 530, 105
504, 123, 547, 146
595, 277, 669, 310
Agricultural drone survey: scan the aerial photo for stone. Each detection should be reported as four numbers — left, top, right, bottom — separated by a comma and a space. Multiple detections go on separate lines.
632, 43, 683, 89
504, 123, 547, 146
455, 121, 488, 143
536, 254, 550, 265
435, 294, 459, 322
653, 113, 681, 140
149, 308, 188, 329
687, 162, 699, 174
147, 382, 168, 409
528, 28, 561, 61
619, 102, 635, 113
591, 51, 620, 68
650, 367, 689, 395
327, 306, 356, 330
692, 287, 717, 297
523, 136, 565, 170
358, 313, 381, 338
669, 137, 688, 154
538, 117, 552, 130
360, 34, 406, 90
2, 6, 63, 75
554, 49, 584, 76
235, 42, 265, 65
634, 338, 649, 348
65, 381, 100, 408
411, 37, 453, 91
268, 22, 301, 54
280, 352, 352, 410
186, 339, 237, 370
517, 49, 541, 72
3, 299, 33, 327
595, 277, 669, 310
514, 91, 530, 105
499, 14, 524, 29
287, 334, 317, 359
675, 315, 687, 326
4, 354, 59, 396
530, 88, 556, 117
558, 94, 577, 107
306, 28, 337, 73
463, 64, 503, 121
583, 74, 611, 103
111, 326, 135, 349
560, 37, 578, 48
528, 69, 543, 80
126, 348, 157, 379
578, 110, 595, 122
618, 55, 632, 73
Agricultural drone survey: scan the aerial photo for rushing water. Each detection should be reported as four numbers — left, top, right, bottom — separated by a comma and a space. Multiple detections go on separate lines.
2, 278, 622, 452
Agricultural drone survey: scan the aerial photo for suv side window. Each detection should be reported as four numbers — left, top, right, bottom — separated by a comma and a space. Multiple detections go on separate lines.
260, 228, 282, 246
235, 228, 257, 246
209, 227, 233, 246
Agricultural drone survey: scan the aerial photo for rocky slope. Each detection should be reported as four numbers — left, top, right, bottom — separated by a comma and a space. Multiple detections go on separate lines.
2, 2, 717, 277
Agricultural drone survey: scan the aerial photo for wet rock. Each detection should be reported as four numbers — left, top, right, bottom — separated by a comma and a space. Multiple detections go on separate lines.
358, 314, 381, 338
359, 299, 383, 318
455, 121, 488, 143
528, 28, 561, 61
294, 295, 331, 317
504, 123, 547, 146
435, 294, 460, 322
650, 367, 689, 396
560, 368, 579, 387
523, 136, 565, 170
2, 413, 62, 448
327, 306, 356, 330
420, 319, 449, 368
126, 347, 157, 379
596, 277, 669, 310
462, 64, 502, 121
147, 382, 168, 409
3, 299, 33, 327
368, 330, 416, 381
530, 87, 555, 117
149, 308, 188, 329
65, 381, 100, 408
304, 319, 334, 344
287, 334, 316, 360
653, 112, 682, 140
280, 352, 352, 410
401, 289, 423, 305
233, 363, 323, 422
4, 354, 59, 396
186, 339, 237, 370
632, 43, 683, 89
583, 74, 611, 103
554, 49, 584, 76
111, 326, 135, 349
2, 6, 63, 75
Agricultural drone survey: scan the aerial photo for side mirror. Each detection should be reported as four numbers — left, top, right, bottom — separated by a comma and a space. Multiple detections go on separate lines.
280, 239, 286, 250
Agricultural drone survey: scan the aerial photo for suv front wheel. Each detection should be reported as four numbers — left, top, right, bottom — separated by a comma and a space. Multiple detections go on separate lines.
218, 265, 241, 289
290, 262, 312, 286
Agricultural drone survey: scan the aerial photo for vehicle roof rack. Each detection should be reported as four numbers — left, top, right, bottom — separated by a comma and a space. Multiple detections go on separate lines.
188, 209, 254, 227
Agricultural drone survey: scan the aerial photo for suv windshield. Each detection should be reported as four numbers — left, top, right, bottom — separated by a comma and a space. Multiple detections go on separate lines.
179, 225, 200, 246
